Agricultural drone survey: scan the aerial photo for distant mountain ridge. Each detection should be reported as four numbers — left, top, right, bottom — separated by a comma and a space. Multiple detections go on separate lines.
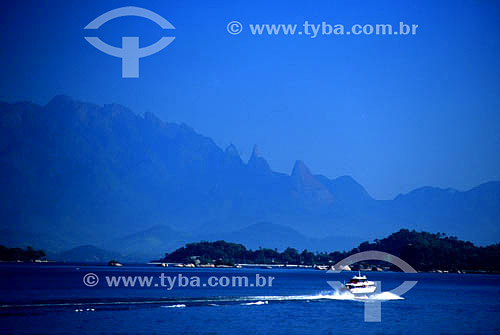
54, 245, 122, 263
1, 96, 499, 258
84, 222, 361, 262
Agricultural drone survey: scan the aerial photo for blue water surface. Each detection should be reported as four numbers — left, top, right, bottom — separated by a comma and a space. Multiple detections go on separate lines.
0, 264, 499, 334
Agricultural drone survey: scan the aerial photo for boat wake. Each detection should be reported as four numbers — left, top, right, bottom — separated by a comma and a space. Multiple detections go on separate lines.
351, 291, 404, 301
243, 290, 403, 303
161, 304, 186, 308
241, 301, 268, 306
1, 290, 402, 311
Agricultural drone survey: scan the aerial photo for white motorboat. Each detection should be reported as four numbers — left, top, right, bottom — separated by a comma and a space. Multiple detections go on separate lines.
344, 271, 376, 294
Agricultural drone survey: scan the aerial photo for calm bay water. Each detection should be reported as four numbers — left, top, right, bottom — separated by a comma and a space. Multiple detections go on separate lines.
0, 264, 499, 334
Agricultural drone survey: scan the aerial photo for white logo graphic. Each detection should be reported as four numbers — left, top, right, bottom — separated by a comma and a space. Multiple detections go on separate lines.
227, 21, 243, 35
84, 6, 175, 78
83, 273, 99, 287
327, 251, 418, 322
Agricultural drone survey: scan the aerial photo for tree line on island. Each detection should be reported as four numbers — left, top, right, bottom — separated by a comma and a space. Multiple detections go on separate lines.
161, 229, 500, 272
2, 229, 499, 273
0, 246, 46, 262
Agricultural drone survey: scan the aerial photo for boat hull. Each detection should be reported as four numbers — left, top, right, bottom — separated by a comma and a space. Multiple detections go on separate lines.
348, 286, 376, 294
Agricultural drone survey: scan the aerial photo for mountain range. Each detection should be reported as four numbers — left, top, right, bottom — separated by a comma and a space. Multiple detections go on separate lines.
1, 96, 499, 261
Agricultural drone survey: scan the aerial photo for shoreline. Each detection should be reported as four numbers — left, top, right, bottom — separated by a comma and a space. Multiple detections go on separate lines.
2, 261, 500, 275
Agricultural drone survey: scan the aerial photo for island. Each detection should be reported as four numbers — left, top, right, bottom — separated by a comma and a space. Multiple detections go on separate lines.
160, 229, 500, 273
0, 246, 46, 262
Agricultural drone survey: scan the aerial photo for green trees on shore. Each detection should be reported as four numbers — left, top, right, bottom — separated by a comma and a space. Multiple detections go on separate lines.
0, 246, 46, 262
354, 229, 500, 272
162, 229, 500, 272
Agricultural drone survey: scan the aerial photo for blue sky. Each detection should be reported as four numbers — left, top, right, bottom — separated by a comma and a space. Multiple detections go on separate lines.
0, 0, 499, 199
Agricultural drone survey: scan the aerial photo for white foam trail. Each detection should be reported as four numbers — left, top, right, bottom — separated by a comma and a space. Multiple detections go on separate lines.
244, 290, 403, 302
241, 301, 268, 306
3, 291, 403, 310
356, 292, 404, 301
162, 304, 186, 308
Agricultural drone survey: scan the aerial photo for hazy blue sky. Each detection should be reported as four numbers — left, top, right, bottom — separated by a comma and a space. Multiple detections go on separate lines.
1, 0, 499, 199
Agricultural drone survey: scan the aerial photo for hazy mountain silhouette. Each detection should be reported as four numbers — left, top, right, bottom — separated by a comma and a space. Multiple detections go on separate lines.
54, 245, 122, 263
1, 96, 499, 258
91, 223, 361, 262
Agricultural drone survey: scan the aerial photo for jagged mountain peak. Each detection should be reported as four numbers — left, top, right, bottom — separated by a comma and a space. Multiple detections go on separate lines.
251, 144, 260, 157
46, 95, 101, 112
223, 143, 244, 167
291, 160, 311, 178
102, 103, 133, 115
316, 174, 372, 204
45, 95, 79, 113
247, 144, 271, 173
1, 96, 499, 252
47, 94, 74, 105
291, 160, 334, 205
225, 143, 240, 157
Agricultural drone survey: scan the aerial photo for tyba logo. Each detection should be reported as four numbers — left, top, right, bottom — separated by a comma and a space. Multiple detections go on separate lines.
84, 7, 175, 78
